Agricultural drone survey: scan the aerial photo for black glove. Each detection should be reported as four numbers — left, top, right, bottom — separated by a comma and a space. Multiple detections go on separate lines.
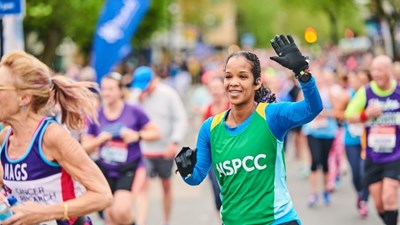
270, 34, 311, 82
175, 147, 197, 178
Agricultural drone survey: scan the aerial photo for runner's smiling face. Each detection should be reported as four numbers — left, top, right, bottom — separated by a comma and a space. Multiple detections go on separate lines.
223, 56, 257, 106
101, 77, 123, 105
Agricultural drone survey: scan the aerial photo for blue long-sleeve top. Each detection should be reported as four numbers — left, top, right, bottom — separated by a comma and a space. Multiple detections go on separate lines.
184, 77, 322, 185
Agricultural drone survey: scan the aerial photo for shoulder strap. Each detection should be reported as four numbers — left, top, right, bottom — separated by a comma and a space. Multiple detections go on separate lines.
210, 111, 226, 131
0, 128, 12, 157
255, 102, 268, 120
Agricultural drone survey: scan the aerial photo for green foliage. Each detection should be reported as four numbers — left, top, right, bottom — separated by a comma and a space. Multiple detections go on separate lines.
234, 0, 364, 47
65, 0, 105, 58
24, 0, 104, 63
24, 0, 173, 64
25, 0, 104, 46
178, 0, 365, 48
282, 0, 364, 41
235, 0, 280, 48
22, 0, 370, 63
179, 0, 209, 29
134, 0, 173, 46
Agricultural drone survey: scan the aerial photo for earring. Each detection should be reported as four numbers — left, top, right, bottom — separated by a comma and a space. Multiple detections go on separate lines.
21, 105, 27, 111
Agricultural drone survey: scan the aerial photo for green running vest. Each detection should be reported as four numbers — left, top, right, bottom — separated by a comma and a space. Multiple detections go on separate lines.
210, 103, 287, 225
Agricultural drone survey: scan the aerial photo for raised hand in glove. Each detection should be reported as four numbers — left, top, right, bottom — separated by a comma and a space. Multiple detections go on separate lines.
175, 147, 197, 178
270, 34, 311, 82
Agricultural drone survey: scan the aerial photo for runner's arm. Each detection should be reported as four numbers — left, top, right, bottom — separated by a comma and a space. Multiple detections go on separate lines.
183, 118, 213, 185
345, 86, 367, 123
267, 76, 322, 141
35, 123, 112, 221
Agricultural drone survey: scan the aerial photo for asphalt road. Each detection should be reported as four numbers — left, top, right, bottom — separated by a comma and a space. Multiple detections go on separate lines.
90, 86, 395, 225
90, 130, 392, 225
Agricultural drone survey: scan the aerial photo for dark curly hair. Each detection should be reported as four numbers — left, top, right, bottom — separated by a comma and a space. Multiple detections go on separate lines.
224, 51, 276, 103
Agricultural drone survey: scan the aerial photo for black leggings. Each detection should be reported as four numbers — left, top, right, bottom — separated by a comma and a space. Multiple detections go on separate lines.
280, 221, 299, 225
307, 135, 334, 172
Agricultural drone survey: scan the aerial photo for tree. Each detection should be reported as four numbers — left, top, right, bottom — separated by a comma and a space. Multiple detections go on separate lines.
24, 0, 103, 66
24, 0, 172, 67
370, 0, 400, 60
235, 0, 280, 48
179, 0, 209, 29
280, 0, 363, 44
177, 0, 365, 49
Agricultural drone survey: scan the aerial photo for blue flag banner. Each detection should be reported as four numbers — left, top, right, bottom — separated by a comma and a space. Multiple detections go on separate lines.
0, 0, 23, 16
91, 0, 150, 83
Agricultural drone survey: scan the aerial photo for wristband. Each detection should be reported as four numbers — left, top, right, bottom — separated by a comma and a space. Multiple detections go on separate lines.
63, 202, 69, 220
359, 111, 368, 122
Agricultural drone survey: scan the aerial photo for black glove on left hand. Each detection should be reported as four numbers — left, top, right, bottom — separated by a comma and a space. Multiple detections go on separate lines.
175, 147, 197, 178
270, 34, 310, 82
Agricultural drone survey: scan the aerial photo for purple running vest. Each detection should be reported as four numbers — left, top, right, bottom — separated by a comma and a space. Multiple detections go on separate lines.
0, 117, 90, 225
364, 84, 400, 163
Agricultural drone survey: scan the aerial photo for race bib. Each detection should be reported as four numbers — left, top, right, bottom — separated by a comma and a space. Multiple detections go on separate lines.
348, 123, 364, 137
100, 140, 128, 163
368, 126, 396, 153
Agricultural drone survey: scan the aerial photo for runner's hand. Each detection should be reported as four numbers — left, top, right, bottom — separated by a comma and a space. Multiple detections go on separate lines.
270, 34, 309, 75
119, 127, 140, 144
98, 131, 112, 143
175, 147, 197, 178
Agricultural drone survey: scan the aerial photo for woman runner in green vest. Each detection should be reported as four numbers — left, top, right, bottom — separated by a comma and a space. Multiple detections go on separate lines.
175, 34, 322, 225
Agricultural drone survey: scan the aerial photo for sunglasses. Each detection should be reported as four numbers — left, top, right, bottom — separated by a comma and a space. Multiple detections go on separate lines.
0, 86, 16, 91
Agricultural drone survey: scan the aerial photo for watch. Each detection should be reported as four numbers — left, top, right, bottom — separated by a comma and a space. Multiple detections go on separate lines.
297, 68, 312, 82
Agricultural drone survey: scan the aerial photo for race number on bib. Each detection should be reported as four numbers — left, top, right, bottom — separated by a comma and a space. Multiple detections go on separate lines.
368, 126, 396, 153
100, 140, 128, 163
